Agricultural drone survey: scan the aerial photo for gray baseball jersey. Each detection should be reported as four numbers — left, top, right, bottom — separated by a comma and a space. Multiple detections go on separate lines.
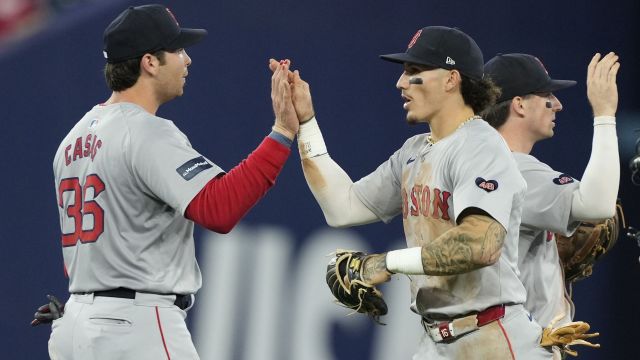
514, 152, 580, 327
53, 103, 224, 295
353, 119, 527, 317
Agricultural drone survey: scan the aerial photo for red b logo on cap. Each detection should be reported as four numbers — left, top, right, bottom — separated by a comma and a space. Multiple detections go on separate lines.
533, 56, 549, 75
166, 8, 179, 25
408, 29, 422, 49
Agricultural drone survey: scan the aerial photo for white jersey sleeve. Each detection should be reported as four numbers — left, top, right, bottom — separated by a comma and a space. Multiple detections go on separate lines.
352, 136, 423, 223
514, 153, 580, 235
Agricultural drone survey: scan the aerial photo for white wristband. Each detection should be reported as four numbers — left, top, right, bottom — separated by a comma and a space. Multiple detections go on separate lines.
593, 115, 616, 126
386, 247, 425, 275
297, 117, 328, 159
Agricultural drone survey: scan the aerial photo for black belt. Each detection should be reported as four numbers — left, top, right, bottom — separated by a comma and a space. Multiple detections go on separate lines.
89, 288, 192, 310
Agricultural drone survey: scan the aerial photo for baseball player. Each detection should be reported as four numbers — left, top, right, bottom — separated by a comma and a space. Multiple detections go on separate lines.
274, 26, 553, 359
47, 4, 298, 359
482, 53, 620, 357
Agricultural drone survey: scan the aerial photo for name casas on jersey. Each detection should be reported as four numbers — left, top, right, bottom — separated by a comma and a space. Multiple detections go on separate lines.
63, 133, 102, 166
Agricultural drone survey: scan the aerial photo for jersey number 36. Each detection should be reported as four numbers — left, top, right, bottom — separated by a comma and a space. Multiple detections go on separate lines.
58, 174, 106, 247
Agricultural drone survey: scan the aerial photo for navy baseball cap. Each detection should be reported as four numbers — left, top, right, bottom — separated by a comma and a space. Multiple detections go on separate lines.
103, 4, 207, 63
380, 26, 485, 81
484, 53, 576, 103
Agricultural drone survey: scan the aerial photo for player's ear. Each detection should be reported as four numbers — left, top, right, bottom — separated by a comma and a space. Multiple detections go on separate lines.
512, 96, 527, 116
444, 69, 462, 92
140, 53, 160, 76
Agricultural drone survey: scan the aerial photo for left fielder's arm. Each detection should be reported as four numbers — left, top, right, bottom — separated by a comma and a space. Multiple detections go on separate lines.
361, 210, 506, 284
570, 52, 620, 221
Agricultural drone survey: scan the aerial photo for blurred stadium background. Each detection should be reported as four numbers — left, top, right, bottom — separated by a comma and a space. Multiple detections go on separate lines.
1, 0, 638, 358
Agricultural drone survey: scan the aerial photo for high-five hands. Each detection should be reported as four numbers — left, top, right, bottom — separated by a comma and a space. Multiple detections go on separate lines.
270, 59, 299, 140
269, 59, 315, 124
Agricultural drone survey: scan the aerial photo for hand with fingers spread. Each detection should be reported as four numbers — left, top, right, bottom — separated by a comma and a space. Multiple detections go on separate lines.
587, 52, 620, 117
269, 59, 315, 124
270, 59, 299, 140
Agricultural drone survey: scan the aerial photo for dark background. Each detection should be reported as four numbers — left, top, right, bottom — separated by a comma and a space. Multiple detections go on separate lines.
1, 0, 638, 358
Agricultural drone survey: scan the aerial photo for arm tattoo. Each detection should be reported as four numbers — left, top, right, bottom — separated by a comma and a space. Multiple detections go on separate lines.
421, 215, 506, 275
479, 221, 506, 264
362, 253, 388, 283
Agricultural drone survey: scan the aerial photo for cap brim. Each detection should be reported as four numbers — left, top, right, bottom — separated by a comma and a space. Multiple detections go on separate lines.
168, 28, 207, 50
538, 79, 577, 93
379, 53, 439, 68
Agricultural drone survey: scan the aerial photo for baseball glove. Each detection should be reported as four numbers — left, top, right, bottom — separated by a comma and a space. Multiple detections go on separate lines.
540, 316, 600, 357
555, 201, 625, 283
31, 294, 64, 326
326, 249, 388, 324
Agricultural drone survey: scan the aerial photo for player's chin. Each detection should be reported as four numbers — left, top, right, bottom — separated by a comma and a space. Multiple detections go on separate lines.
405, 112, 419, 125
406, 113, 428, 126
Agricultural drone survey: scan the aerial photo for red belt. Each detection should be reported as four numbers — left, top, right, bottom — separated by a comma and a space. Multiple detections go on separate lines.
422, 304, 506, 342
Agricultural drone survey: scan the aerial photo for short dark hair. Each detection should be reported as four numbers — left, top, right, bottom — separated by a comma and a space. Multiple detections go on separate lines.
481, 99, 511, 129
104, 50, 167, 92
460, 75, 501, 115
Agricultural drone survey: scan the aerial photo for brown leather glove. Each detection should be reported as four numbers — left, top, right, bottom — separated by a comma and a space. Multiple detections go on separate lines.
540, 320, 600, 357
326, 249, 388, 324
556, 200, 625, 282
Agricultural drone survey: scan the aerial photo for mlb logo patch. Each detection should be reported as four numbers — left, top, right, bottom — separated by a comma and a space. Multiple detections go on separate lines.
552, 174, 574, 185
89, 118, 99, 130
177, 156, 213, 180
475, 177, 498, 192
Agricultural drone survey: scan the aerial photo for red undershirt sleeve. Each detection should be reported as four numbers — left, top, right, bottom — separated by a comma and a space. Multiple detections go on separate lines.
185, 136, 290, 233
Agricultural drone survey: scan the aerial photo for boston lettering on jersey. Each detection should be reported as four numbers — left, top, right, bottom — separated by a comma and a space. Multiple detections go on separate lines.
64, 134, 102, 166
402, 185, 451, 221
177, 156, 213, 180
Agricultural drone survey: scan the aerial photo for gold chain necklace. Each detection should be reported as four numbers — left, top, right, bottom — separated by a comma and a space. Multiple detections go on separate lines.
426, 115, 481, 145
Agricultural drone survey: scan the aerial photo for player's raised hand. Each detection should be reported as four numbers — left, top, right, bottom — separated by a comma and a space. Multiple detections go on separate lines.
270, 59, 298, 140
289, 69, 315, 124
269, 59, 315, 124
587, 52, 620, 117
